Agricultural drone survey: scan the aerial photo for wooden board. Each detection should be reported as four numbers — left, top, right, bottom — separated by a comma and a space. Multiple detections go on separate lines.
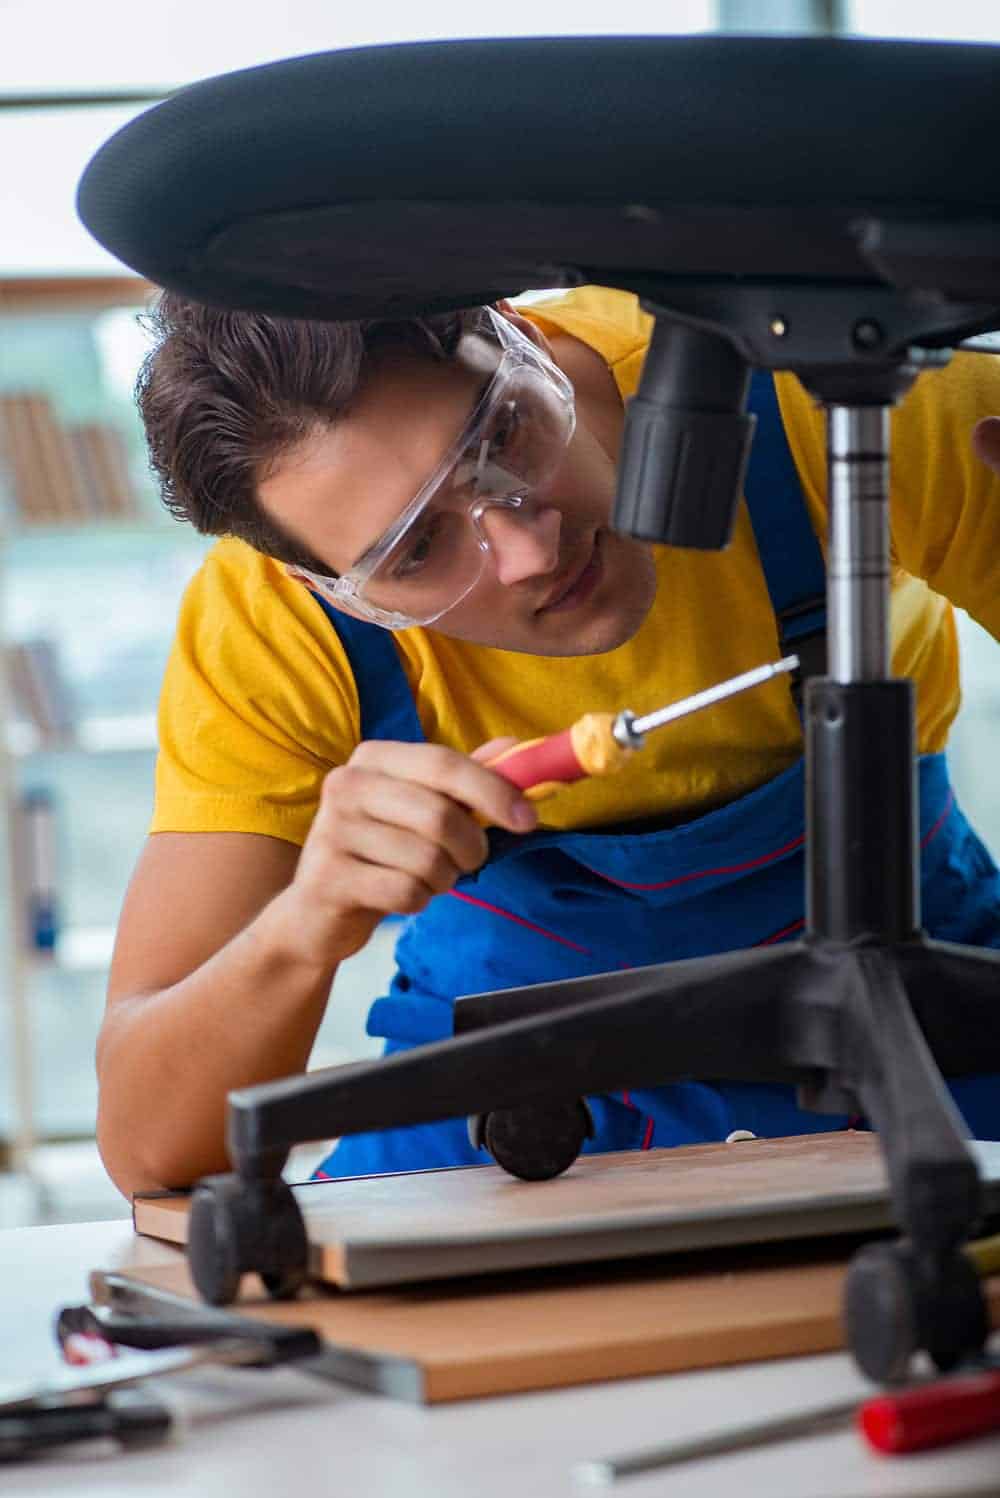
96, 1239, 1000, 1405
134, 1132, 1000, 1291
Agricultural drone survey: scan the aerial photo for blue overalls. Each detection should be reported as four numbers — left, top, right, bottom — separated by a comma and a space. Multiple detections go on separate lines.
312, 374, 1000, 1178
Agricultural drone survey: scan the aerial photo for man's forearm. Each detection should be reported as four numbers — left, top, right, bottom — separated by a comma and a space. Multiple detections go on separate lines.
97, 889, 339, 1199
98, 738, 535, 1201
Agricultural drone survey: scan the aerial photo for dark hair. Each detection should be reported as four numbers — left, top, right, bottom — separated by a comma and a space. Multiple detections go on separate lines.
135, 293, 489, 574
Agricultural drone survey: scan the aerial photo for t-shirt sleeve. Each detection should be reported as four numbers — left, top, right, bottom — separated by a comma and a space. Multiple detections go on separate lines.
151, 543, 362, 847
886, 351, 1000, 642
521, 286, 653, 398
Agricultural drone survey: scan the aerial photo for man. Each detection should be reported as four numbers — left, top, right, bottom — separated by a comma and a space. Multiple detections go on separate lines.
97, 287, 1000, 1197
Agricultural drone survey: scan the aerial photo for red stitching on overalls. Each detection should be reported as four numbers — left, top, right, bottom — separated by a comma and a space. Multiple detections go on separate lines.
619, 1090, 655, 1148
756, 916, 805, 946
920, 789, 954, 849
447, 825, 826, 1150
579, 833, 806, 891
450, 890, 663, 1146
446, 889, 594, 953
746, 791, 954, 949
616, 912, 804, 1141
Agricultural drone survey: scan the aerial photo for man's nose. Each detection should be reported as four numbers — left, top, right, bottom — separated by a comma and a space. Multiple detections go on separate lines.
478, 503, 562, 586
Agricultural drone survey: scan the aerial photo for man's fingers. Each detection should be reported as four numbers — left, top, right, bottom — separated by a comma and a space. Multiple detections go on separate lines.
343, 859, 438, 918
344, 819, 465, 896
332, 772, 488, 874
347, 740, 538, 832
471, 736, 520, 763
290, 739, 542, 960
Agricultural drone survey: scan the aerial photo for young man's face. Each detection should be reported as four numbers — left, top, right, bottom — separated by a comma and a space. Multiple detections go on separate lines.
259, 315, 658, 656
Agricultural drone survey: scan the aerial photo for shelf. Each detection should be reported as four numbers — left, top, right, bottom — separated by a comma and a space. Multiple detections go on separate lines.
35, 923, 115, 972
0, 276, 211, 1167
9, 713, 157, 757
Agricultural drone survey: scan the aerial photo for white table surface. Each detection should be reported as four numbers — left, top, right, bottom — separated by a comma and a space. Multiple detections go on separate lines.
2, 1217, 999, 1498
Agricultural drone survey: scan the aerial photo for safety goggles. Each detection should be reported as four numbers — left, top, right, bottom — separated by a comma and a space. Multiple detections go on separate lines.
293, 307, 576, 629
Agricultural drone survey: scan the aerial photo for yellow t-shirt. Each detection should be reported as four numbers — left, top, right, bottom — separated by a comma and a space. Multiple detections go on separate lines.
152, 287, 1000, 847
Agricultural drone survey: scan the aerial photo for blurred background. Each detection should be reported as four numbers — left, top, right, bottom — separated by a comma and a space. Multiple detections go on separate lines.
1, 0, 998, 1226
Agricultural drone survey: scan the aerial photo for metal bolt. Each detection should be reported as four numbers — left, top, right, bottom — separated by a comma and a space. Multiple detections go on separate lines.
852, 319, 885, 351
769, 317, 788, 338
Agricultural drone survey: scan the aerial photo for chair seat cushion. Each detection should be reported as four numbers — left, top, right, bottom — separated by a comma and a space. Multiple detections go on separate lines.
77, 35, 1000, 320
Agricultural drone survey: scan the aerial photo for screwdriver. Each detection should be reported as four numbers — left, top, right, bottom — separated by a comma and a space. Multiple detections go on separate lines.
861, 1366, 1000, 1455
575, 1232, 1000, 1483
575, 1361, 1000, 1485
488, 655, 799, 800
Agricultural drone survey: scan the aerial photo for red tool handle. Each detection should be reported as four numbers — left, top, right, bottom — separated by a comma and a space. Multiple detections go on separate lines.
859, 1369, 1000, 1453
487, 729, 585, 793
487, 713, 631, 800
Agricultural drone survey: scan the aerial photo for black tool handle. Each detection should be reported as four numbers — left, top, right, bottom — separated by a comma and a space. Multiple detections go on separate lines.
0, 1389, 172, 1463
57, 1295, 320, 1364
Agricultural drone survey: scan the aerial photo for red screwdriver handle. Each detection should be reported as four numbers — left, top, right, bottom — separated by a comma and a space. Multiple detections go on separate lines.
860, 1369, 1000, 1454
487, 728, 584, 796
487, 713, 631, 800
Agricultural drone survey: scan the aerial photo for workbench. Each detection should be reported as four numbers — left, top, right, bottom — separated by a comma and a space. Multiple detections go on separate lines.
3, 1217, 998, 1497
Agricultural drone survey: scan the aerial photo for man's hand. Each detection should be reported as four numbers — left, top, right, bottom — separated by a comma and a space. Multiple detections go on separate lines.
280, 739, 538, 967
972, 416, 1000, 474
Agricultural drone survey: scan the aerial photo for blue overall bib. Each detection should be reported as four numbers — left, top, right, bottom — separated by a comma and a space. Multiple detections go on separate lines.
312, 374, 1000, 1178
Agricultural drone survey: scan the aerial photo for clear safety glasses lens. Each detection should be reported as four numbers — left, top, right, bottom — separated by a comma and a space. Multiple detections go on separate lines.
353, 358, 574, 627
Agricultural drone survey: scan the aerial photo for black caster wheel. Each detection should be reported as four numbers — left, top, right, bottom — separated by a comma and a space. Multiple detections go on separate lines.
923, 1249, 988, 1374
843, 1240, 920, 1384
260, 1265, 309, 1301
187, 1173, 244, 1306
843, 1238, 989, 1383
469, 1098, 594, 1181
187, 1172, 309, 1306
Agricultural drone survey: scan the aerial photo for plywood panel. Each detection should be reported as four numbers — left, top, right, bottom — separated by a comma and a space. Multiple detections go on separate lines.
97, 1241, 1000, 1405
134, 1133, 1000, 1290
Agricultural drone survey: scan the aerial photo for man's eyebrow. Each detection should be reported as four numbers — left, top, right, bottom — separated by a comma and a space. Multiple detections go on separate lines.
347, 368, 499, 569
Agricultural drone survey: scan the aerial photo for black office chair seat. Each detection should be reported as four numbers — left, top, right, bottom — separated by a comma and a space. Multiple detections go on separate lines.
78, 35, 1000, 329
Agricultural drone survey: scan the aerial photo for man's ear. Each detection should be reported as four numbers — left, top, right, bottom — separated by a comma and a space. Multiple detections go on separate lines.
495, 298, 556, 360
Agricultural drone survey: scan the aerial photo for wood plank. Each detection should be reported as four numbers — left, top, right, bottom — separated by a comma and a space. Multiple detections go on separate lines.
135, 1133, 1000, 1291
97, 1239, 1000, 1406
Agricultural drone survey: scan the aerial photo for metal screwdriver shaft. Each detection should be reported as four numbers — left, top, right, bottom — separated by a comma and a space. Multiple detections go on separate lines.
614, 654, 800, 749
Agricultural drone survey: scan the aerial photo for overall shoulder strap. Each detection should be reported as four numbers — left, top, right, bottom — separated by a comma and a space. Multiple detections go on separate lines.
312, 596, 425, 744
744, 371, 827, 708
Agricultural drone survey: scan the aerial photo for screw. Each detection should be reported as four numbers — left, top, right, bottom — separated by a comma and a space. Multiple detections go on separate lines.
769, 317, 788, 338
853, 319, 885, 351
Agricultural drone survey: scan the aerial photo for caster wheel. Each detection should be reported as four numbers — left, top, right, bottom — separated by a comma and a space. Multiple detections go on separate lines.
478, 1099, 594, 1181
188, 1174, 245, 1306
260, 1263, 309, 1301
187, 1173, 309, 1306
843, 1238, 989, 1383
843, 1241, 920, 1384
923, 1249, 988, 1374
